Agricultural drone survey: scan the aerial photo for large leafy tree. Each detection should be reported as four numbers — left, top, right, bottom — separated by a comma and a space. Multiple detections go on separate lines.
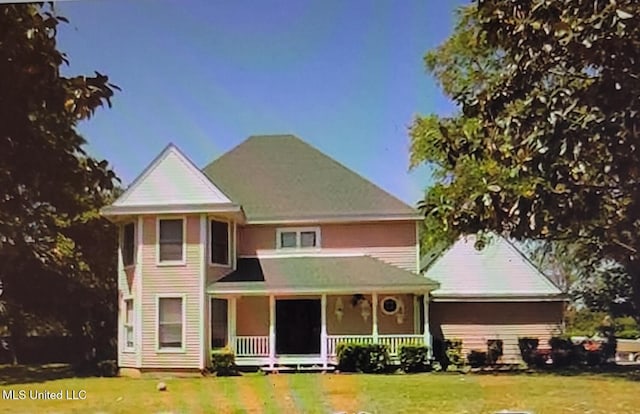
0, 3, 119, 363
411, 1, 640, 316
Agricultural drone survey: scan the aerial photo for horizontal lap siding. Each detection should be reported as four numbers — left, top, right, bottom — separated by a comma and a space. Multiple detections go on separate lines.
431, 302, 564, 362
238, 222, 418, 271
141, 215, 202, 368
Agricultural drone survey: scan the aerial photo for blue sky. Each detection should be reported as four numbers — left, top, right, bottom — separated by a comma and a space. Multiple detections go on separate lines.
56, 0, 465, 205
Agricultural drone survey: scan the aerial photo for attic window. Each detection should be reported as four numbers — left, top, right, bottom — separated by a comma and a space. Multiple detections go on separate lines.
276, 228, 320, 249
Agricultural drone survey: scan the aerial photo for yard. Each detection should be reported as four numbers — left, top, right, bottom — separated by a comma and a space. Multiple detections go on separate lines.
1, 365, 640, 413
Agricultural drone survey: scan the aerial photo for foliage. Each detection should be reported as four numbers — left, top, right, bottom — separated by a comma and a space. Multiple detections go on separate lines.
210, 350, 239, 376
411, 0, 640, 317
486, 339, 503, 365
615, 316, 640, 339
0, 3, 120, 364
467, 350, 487, 368
96, 360, 118, 377
336, 343, 390, 374
398, 344, 431, 373
444, 339, 465, 369
518, 337, 540, 366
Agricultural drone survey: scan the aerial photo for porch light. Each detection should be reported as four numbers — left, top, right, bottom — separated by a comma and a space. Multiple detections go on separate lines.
334, 297, 344, 322
360, 298, 371, 321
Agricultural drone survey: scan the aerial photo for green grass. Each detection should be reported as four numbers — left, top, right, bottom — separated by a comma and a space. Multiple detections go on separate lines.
0, 365, 639, 413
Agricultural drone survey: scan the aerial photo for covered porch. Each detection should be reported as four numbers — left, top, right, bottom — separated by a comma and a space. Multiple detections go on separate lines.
207, 256, 439, 368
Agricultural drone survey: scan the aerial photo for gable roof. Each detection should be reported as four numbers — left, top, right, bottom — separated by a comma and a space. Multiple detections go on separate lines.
425, 235, 565, 301
203, 135, 421, 222
209, 256, 439, 294
102, 144, 241, 216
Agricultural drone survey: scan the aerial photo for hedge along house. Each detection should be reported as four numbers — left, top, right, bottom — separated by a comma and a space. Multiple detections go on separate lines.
102, 135, 439, 373
423, 235, 566, 363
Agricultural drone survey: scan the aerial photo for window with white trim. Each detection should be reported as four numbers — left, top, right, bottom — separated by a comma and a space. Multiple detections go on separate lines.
124, 299, 134, 350
158, 219, 184, 263
276, 227, 320, 249
122, 223, 135, 267
210, 219, 230, 265
211, 298, 228, 349
158, 297, 184, 349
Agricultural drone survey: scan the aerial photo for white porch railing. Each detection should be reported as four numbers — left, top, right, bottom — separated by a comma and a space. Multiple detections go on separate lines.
234, 336, 270, 356
326, 334, 424, 356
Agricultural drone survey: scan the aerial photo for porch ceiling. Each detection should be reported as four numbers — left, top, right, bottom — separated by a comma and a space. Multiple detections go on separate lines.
208, 256, 439, 294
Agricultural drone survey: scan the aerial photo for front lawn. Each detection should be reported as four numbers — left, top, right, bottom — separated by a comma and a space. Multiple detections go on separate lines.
0, 366, 639, 413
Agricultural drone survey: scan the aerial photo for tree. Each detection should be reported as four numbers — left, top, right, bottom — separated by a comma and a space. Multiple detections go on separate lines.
0, 3, 119, 363
410, 0, 640, 316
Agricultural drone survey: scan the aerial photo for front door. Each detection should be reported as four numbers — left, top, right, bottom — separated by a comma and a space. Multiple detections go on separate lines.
275, 299, 321, 355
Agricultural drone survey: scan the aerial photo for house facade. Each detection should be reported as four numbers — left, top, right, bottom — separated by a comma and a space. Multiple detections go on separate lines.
102, 135, 441, 373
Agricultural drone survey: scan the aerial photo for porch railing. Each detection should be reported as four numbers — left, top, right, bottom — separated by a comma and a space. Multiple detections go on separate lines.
327, 334, 424, 356
234, 336, 270, 356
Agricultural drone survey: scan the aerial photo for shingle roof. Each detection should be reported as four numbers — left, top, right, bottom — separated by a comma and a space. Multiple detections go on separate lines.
203, 135, 420, 222
208, 256, 439, 294
425, 235, 564, 299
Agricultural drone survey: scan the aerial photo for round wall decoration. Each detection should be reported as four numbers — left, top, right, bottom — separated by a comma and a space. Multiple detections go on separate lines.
381, 296, 400, 315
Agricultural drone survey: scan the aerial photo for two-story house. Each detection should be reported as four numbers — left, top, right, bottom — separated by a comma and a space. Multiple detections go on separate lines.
102, 134, 564, 374
102, 135, 440, 373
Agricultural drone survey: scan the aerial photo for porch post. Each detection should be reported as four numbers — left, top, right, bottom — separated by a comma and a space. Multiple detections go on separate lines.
423, 293, 432, 358
269, 294, 275, 368
229, 297, 237, 354
321, 294, 328, 368
372, 292, 379, 342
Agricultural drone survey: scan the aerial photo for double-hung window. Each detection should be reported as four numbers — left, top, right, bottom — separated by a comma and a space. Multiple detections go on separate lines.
210, 219, 230, 266
123, 299, 134, 350
158, 218, 184, 263
276, 227, 320, 249
122, 223, 135, 267
158, 296, 184, 350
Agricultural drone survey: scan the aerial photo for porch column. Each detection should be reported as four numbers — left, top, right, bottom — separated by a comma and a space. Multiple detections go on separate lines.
321, 294, 328, 368
269, 295, 275, 368
372, 292, 379, 342
228, 297, 237, 354
423, 294, 432, 358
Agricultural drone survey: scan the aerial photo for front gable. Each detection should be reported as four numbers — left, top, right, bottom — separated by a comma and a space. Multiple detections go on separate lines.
103, 144, 242, 217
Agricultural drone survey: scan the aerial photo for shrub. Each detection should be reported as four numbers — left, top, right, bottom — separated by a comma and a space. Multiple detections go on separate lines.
518, 337, 539, 366
96, 359, 118, 377
487, 339, 503, 365
210, 350, 239, 376
467, 350, 487, 368
399, 344, 431, 373
336, 343, 390, 373
445, 339, 464, 368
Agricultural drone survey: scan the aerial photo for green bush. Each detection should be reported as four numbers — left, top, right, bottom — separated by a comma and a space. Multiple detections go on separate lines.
518, 337, 539, 366
398, 344, 431, 373
210, 350, 239, 376
487, 339, 503, 365
96, 359, 118, 377
467, 350, 487, 368
445, 339, 464, 368
336, 343, 390, 373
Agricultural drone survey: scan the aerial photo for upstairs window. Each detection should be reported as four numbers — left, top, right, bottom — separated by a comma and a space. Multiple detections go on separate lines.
276, 227, 320, 249
210, 220, 230, 266
158, 218, 184, 263
122, 223, 135, 267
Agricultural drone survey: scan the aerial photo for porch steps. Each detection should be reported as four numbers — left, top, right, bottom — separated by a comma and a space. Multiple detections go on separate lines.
260, 364, 336, 374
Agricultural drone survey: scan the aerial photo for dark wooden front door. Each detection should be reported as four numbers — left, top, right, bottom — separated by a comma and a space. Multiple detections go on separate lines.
275, 299, 321, 355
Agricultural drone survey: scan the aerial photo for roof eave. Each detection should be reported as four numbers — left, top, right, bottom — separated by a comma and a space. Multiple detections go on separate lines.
207, 284, 438, 295
431, 293, 569, 302
101, 203, 244, 219
245, 213, 424, 225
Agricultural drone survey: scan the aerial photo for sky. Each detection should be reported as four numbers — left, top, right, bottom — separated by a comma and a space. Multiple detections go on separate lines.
55, 0, 466, 206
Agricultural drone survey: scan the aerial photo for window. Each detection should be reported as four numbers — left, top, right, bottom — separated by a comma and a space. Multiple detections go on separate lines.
276, 228, 320, 249
124, 299, 134, 350
158, 297, 184, 350
158, 219, 184, 263
210, 220, 229, 265
211, 298, 228, 349
122, 223, 135, 267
